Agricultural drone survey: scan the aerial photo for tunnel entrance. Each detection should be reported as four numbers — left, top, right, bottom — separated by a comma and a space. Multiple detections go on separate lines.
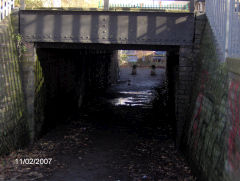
18, 45, 196, 180
78, 49, 173, 137
0, 44, 196, 180
35, 48, 177, 139
36, 48, 118, 135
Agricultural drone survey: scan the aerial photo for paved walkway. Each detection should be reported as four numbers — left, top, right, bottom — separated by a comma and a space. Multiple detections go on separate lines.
0, 67, 196, 181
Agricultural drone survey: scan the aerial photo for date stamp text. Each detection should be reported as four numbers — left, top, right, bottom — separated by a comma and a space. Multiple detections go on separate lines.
15, 158, 52, 165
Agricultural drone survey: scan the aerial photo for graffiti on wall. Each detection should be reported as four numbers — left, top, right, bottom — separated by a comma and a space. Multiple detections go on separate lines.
192, 70, 209, 148
228, 80, 240, 170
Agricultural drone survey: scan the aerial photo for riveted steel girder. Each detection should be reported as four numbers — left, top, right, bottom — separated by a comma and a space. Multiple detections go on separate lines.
19, 10, 194, 46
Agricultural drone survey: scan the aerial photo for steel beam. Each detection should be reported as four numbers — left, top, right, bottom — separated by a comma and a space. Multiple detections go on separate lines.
20, 10, 194, 46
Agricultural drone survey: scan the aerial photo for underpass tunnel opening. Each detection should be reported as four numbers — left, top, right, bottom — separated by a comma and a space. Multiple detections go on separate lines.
35, 48, 119, 136
35, 45, 180, 143
113, 49, 179, 138
114, 50, 167, 108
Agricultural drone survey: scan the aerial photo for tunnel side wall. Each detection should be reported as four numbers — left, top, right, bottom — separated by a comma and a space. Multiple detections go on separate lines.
0, 11, 119, 154
184, 15, 240, 181
0, 13, 30, 155
33, 48, 119, 137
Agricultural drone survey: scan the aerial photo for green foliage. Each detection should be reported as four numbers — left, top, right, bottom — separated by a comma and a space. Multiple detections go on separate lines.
120, 53, 128, 61
119, 53, 128, 65
14, 34, 26, 58
15, 0, 43, 9
14, 0, 20, 7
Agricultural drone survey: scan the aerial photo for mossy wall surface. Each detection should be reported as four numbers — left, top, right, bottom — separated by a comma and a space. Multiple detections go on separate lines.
0, 11, 119, 154
0, 13, 29, 155
0, 11, 46, 154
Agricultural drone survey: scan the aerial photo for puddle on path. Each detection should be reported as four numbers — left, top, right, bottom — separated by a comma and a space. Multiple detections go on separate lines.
109, 67, 166, 107
110, 90, 152, 106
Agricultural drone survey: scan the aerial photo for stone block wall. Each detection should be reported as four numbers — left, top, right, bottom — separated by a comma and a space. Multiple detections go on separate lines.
0, 13, 29, 155
177, 14, 206, 147
33, 52, 46, 139
225, 59, 240, 181
177, 45, 195, 146
0, 11, 119, 155
184, 14, 240, 181
168, 15, 207, 147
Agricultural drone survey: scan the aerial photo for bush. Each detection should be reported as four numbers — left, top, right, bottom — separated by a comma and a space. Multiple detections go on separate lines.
15, 0, 43, 9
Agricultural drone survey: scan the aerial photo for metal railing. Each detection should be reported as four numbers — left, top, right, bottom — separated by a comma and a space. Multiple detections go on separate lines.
98, 3, 190, 12
0, 0, 14, 22
206, 0, 240, 59
98, 0, 192, 12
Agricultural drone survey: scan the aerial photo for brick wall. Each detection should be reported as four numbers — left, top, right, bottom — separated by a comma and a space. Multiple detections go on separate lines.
184, 14, 240, 181
0, 11, 119, 155
0, 12, 29, 155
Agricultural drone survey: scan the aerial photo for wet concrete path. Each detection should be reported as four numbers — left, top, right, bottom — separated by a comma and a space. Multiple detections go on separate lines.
0, 67, 196, 181
109, 67, 165, 107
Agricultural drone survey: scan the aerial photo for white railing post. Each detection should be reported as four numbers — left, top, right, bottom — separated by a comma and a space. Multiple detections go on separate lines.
4, 0, 6, 18
2, 0, 5, 20
0, 0, 15, 22
12, 0, 14, 9
0, 0, 2, 21
225, 0, 231, 59
8, 0, 11, 15
5, 0, 7, 16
